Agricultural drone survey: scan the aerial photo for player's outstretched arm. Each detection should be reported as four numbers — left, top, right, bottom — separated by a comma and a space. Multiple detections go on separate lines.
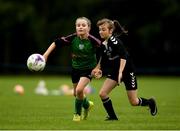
43, 42, 56, 62
91, 57, 102, 79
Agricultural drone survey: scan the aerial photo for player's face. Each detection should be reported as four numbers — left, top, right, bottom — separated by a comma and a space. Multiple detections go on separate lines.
76, 19, 90, 37
98, 23, 112, 40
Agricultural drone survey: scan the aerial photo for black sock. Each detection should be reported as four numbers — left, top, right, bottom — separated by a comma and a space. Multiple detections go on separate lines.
102, 97, 117, 118
138, 97, 149, 106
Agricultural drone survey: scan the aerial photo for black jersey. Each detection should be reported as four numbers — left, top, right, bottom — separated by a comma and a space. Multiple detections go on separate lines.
100, 35, 134, 73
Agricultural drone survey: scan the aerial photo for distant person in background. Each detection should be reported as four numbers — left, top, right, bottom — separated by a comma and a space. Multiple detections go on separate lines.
92, 18, 157, 120
43, 17, 101, 121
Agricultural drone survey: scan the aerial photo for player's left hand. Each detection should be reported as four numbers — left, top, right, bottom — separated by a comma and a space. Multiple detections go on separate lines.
91, 68, 102, 79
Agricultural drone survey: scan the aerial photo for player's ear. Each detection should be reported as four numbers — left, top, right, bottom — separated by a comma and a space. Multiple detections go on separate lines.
109, 28, 113, 34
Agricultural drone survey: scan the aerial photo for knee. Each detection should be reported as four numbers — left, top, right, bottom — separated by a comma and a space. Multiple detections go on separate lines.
76, 88, 83, 97
129, 99, 139, 106
99, 91, 107, 99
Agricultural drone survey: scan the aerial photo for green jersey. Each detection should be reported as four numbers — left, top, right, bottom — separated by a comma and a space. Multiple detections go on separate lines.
55, 33, 101, 70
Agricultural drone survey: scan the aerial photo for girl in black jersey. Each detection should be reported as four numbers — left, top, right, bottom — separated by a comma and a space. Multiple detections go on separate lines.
92, 18, 157, 120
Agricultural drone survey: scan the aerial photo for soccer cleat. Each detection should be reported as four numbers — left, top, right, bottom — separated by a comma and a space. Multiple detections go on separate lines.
82, 101, 94, 120
73, 114, 81, 122
148, 98, 158, 116
105, 116, 118, 121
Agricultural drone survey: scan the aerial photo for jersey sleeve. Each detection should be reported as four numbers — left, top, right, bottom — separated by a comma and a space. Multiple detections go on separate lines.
96, 44, 103, 64
113, 38, 128, 60
88, 34, 101, 47
88, 34, 102, 63
54, 33, 76, 48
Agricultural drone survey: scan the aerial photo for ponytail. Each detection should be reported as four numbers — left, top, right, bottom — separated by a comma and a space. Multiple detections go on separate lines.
113, 20, 128, 37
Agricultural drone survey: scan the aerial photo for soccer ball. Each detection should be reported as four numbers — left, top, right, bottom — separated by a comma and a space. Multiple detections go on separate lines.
27, 53, 46, 71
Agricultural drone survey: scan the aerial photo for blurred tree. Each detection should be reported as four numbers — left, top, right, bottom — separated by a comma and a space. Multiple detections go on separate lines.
0, 0, 180, 74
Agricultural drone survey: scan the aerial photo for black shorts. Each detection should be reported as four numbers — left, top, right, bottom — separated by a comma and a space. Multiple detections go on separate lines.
106, 66, 137, 90
122, 71, 137, 90
71, 68, 93, 84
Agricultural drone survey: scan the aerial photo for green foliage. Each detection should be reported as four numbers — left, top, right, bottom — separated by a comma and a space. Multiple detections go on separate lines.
0, 75, 180, 129
1, 0, 180, 73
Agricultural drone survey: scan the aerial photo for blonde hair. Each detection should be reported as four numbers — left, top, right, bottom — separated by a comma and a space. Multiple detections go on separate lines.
76, 17, 91, 28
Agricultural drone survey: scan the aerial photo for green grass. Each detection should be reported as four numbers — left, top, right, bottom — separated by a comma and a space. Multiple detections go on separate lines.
0, 75, 180, 130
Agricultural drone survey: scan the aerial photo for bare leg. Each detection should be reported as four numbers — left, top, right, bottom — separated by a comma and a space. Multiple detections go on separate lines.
99, 78, 118, 120
126, 90, 158, 116
99, 78, 117, 99
75, 77, 90, 99
74, 77, 90, 116
126, 90, 139, 106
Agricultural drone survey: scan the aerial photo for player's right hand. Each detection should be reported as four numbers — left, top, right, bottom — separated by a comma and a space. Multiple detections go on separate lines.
91, 68, 102, 79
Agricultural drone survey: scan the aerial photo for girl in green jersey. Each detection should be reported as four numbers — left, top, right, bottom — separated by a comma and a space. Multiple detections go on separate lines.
43, 17, 101, 121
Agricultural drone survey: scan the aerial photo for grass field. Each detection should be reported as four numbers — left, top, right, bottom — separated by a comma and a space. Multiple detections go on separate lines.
0, 75, 180, 130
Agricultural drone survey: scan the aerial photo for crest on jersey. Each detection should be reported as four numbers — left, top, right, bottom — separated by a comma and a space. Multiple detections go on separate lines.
79, 44, 84, 49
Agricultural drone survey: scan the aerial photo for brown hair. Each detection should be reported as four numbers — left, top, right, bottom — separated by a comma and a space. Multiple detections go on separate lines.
97, 18, 128, 36
97, 18, 114, 30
